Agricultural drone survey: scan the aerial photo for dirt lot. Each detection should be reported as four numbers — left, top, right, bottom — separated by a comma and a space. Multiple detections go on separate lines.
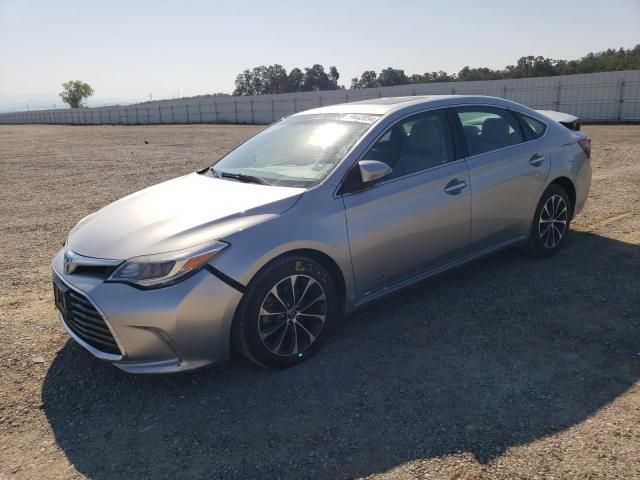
0, 124, 638, 480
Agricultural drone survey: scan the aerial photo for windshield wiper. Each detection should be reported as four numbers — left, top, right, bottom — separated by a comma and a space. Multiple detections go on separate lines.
209, 167, 271, 186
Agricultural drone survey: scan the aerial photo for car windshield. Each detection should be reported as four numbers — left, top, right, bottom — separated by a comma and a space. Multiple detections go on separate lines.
208, 113, 380, 187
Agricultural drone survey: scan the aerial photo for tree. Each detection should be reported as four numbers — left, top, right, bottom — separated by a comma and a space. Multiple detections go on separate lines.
264, 64, 289, 94
287, 68, 305, 92
377, 68, 409, 87
302, 64, 339, 91
457, 66, 504, 81
233, 69, 256, 96
329, 66, 340, 84
59, 80, 94, 108
351, 70, 378, 89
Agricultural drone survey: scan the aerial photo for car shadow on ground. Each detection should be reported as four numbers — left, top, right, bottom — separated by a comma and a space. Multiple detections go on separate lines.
42, 232, 639, 479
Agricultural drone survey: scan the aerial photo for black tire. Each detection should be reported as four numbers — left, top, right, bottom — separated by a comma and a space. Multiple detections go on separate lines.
521, 184, 572, 257
232, 255, 338, 368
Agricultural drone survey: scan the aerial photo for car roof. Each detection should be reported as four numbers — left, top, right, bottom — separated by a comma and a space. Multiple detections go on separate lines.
292, 95, 522, 117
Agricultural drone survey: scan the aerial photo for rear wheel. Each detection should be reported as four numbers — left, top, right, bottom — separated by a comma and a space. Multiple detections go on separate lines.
232, 255, 338, 368
522, 184, 572, 257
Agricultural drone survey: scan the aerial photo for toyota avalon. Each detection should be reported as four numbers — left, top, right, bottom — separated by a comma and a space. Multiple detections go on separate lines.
52, 95, 592, 373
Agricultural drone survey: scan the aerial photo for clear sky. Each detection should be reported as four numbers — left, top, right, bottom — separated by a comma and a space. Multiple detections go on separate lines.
0, 0, 638, 111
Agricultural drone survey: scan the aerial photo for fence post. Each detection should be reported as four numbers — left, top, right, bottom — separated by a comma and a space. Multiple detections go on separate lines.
159, 106, 163, 123
233, 98, 238, 123
616, 79, 625, 122
554, 82, 561, 111
213, 100, 218, 122
198, 102, 202, 123
502, 84, 507, 98
250, 98, 254, 124
170, 105, 174, 123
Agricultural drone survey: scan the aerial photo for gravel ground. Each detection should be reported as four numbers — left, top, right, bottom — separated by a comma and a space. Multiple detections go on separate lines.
0, 124, 638, 480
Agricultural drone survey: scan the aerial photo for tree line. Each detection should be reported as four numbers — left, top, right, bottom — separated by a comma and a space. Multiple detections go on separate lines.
233, 64, 341, 96
233, 45, 640, 95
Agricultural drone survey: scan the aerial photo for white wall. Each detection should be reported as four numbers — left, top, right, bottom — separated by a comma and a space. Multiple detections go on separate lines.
2, 70, 639, 125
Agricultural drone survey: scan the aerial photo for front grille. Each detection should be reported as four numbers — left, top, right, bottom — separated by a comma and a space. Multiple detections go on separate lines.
72, 265, 118, 278
62, 290, 121, 355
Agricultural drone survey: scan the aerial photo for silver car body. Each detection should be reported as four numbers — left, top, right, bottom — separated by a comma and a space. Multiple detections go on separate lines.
52, 95, 592, 373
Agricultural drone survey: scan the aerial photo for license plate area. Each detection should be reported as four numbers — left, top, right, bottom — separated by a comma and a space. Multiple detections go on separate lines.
53, 279, 69, 315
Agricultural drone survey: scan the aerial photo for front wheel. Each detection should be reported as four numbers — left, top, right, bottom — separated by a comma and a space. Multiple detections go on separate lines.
232, 255, 338, 368
522, 184, 572, 257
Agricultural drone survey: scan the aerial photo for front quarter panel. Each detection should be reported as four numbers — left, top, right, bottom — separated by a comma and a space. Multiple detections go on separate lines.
212, 185, 356, 311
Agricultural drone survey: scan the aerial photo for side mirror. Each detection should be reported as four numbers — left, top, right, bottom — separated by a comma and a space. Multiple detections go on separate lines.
359, 160, 392, 184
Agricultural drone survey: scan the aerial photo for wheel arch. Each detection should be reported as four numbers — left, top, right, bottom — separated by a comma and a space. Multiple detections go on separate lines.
228, 247, 349, 357
269, 248, 348, 318
229, 246, 348, 331
548, 176, 576, 218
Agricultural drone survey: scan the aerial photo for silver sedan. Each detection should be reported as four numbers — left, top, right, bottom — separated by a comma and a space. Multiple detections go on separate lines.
52, 95, 592, 373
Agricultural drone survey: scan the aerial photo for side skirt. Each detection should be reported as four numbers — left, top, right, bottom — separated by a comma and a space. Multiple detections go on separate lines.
354, 236, 526, 309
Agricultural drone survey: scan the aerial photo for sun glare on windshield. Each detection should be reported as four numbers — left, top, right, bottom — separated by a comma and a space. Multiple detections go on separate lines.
307, 123, 349, 149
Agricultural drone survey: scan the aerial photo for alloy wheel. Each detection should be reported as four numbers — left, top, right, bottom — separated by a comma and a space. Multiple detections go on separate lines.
258, 275, 327, 356
538, 194, 568, 249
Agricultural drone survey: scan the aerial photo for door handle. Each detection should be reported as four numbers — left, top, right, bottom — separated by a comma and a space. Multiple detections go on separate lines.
444, 179, 467, 195
529, 153, 546, 166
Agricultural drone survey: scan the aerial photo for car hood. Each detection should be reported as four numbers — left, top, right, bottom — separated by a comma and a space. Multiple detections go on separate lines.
67, 172, 305, 259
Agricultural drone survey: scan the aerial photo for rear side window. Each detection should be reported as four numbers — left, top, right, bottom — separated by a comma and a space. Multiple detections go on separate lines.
456, 107, 524, 156
520, 114, 547, 139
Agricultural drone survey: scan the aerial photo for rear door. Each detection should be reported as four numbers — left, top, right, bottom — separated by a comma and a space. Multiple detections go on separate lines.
454, 106, 551, 250
342, 109, 471, 299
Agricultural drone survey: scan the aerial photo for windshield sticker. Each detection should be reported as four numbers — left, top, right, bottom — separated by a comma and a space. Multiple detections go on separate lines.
339, 113, 380, 124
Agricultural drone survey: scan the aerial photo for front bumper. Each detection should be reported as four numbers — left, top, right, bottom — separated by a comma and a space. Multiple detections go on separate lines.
52, 249, 244, 373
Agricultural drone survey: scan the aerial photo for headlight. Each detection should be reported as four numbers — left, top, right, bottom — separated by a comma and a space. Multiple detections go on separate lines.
108, 241, 228, 288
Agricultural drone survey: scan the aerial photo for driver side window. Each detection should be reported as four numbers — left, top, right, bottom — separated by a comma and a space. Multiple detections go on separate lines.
364, 109, 455, 179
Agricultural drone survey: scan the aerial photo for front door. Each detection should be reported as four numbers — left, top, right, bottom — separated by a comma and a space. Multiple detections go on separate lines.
342, 109, 471, 300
